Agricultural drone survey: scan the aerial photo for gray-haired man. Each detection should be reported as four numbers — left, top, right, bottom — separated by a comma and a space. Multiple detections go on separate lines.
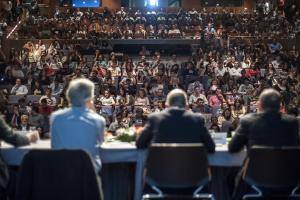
50, 78, 105, 172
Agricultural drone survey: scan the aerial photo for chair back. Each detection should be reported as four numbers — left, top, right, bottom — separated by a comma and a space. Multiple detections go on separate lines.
145, 143, 210, 189
16, 149, 102, 200
8, 95, 24, 104
243, 146, 300, 188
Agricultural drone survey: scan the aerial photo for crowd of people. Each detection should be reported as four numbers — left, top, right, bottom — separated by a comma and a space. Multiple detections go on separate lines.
0, 2, 299, 138
0, 30, 299, 137
0, 2, 299, 200
15, 5, 300, 40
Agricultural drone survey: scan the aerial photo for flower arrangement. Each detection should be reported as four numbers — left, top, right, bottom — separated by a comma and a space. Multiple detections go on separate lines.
115, 127, 137, 142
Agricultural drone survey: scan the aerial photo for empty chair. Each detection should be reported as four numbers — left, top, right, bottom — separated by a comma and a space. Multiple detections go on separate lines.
143, 143, 215, 200
8, 95, 24, 104
16, 149, 103, 200
242, 146, 300, 199
26, 95, 41, 104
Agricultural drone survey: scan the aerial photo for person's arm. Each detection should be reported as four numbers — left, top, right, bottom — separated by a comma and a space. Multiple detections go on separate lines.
111, 97, 116, 106
199, 116, 215, 153
202, 95, 208, 105
136, 116, 154, 149
97, 116, 106, 144
10, 86, 16, 95
208, 96, 214, 107
238, 85, 246, 95
50, 97, 57, 107
0, 116, 30, 146
228, 116, 249, 153
188, 95, 194, 105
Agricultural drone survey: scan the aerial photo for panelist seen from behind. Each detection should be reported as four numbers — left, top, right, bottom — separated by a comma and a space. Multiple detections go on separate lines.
50, 78, 106, 171
136, 88, 215, 153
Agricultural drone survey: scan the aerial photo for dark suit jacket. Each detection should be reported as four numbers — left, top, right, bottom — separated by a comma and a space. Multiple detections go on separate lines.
0, 116, 29, 192
228, 112, 300, 153
136, 107, 215, 153
16, 124, 30, 131
7, 113, 21, 128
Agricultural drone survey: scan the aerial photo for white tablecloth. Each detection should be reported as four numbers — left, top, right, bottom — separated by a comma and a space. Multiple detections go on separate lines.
0, 140, 246, 200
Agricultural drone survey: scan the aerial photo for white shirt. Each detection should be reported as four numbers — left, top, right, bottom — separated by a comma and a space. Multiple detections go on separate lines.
189, 94, 208, 105
215, 67, 228, 77
10, 85, 28, 95
229, 68, 242, 77
39, 95, 57, 106
271, 60, 280, 68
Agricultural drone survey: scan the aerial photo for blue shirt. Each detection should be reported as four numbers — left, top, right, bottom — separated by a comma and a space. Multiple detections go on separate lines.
50, 107, 105, 171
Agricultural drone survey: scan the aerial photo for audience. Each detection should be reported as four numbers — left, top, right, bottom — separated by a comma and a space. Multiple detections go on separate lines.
0, 3, 299, 200
0, 33, 299, 136
10, 6, 298, 40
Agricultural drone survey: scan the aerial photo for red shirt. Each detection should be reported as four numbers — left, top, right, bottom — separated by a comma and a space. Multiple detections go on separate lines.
245, 69, 259, 78
38, 105, 54, 116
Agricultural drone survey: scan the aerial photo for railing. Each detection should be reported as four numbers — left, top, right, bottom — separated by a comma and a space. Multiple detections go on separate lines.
6, 20, 22, 39
227, 35, 299, 50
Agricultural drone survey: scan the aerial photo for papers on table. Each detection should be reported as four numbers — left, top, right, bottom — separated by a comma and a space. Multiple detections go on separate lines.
211, 132, 227, 145
101, 141, 136, 149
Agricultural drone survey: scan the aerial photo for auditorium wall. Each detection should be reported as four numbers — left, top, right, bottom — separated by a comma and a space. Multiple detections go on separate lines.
45, 0, 253, 12
3, 37, 300, 56
102, 0, 121, 9
181, 0, 253, 10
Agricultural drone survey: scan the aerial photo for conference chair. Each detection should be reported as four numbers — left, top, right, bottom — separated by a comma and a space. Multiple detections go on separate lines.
15, 149, 103, 200
26, 95, 41, 104
143, 143, 215, 200
242, 146, 300, 200
8, 95, 23, 104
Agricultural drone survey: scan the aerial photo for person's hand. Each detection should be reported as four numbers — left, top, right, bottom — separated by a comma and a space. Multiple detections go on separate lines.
26, 131, 40, 143
135, 126, 144, 136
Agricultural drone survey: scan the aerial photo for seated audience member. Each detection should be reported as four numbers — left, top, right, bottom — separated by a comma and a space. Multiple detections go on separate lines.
131, 107, 147, 127
16, 114, 31, 131
228, 89, 300, 200
231, 99, 246, 119
38, 98, 54, 116
28, 105, 45, 136
39, 88, 57, 107
10, 78, 28, 95
50, 78, 106, 172
8, 105, 21, 128
189, 86, 208, 106
134, 88, 150, 113
218, 108, 234, 132
49, 77, 64, 96
107, 112, 128, 134
98, 89, 115, 123
192, 98, 211, 114
31, 80, 44, 95
136, 89, 215, 153
268, 40, 283, 53
209, 89, 224, 115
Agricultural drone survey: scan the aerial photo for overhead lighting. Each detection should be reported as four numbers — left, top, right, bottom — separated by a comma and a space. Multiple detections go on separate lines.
148, 0, 158, 6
